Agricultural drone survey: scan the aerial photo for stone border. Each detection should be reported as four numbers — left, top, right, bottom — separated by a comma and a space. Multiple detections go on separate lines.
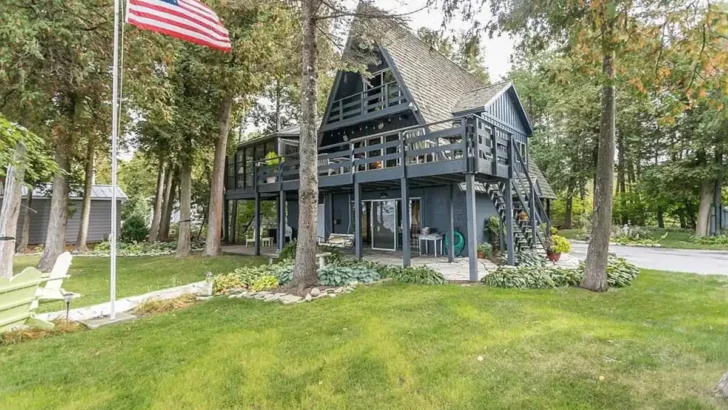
224, 284, 358, 305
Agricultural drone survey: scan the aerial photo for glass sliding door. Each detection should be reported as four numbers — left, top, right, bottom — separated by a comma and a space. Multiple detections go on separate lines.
371, 200, 397, 250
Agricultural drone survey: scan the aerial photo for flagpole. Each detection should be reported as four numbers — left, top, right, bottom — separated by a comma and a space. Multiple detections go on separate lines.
110, 0, 121, 320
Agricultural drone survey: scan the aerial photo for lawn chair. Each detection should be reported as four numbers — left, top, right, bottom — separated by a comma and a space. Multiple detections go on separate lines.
31, 252, 77, 310
245, 234, 255, 247
0, 267, 54, 333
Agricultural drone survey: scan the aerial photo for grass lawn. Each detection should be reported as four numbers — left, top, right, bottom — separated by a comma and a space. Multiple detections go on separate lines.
13, 254, 267, 313
560, 227, 728, 250
1, 270, 727, 409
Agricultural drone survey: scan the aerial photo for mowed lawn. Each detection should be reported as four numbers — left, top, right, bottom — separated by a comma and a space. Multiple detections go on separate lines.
1, 269, 728, 409
13, 254, 267, 313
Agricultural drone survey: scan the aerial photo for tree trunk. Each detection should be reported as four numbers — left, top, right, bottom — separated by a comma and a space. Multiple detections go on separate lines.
582, 26, 615, 293
38, 145, 71, 272
657, 208, 665, 229
75, 140, 95, 253
564, 194, 573, 229
713, 151, 723, 235
696, 179, 713, 237
16, 187, 33, 254
616, 131, 628, 225
294, 0, 321, 292
177, 158, 192, 257
0, 143, 27, 278
204, 96, 234, 256
149, 160, 166, 243
159, 166, 176, 242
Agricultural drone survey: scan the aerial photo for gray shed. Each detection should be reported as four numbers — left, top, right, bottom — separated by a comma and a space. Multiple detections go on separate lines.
0, 185, 127, 246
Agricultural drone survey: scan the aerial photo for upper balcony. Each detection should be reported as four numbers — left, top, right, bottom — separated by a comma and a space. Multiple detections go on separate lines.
225, 114, 528, 199
321, 81, 410, 132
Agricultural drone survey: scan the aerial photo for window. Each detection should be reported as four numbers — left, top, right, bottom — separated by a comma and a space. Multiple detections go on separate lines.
245, 148, 254, 188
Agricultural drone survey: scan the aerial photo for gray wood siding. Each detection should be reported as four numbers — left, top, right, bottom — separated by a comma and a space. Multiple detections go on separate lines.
304, 185, 499, 257
483, 90, 529, 145
1, 198, 122, 245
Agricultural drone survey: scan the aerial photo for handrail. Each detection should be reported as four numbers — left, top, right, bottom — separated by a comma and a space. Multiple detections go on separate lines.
512, 144, 552, 242
329, 81, 398, 107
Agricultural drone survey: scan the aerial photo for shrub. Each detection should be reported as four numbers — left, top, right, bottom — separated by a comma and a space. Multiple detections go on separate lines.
688, 235, 728, 245
604, 256, 640, 287
272, 263, 295, 286
319, 264, 380, 286
90, 241, 204, 257
250, 275, 279, 292
213, 272, 244, 293
550, 235, 571, 254
388, 265, 445, 285
483, 256, 639, 289
120, 214, 149, 243
483, 266, 581, 289
279, 240, 297, 260
515, 250, 547, 267
477, 242, 492, 256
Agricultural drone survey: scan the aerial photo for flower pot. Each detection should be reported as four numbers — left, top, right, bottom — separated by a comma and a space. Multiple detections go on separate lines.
477, 251, 486, 259
546, 251, 561, 262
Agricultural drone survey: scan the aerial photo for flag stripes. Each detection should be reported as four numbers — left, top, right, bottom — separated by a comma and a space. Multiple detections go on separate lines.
127, 0, 231, 52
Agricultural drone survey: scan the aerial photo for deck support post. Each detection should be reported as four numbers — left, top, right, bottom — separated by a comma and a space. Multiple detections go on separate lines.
354, 182, 362, 260
325, 193, 333, 238
254, 193, 261, 256
278, 191, 286, 252
465, 174, 478, 281
448, 184, 455, 263
230, 200, 238, 244
223, 199, 230, 243
504, 179, 515, 265
401, 178, 411, 267
530, 184, 538, 248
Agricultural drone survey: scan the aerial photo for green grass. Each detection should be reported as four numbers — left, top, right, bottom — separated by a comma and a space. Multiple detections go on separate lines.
559, 227, 728, 250
13, 254, 267, 313
2, 270, 727, 409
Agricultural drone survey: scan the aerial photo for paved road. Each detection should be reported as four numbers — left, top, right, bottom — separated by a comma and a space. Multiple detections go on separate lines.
569, 242, 728, 275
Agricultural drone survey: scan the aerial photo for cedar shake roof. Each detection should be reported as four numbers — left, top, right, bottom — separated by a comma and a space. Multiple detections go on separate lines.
348, 7, 515, 126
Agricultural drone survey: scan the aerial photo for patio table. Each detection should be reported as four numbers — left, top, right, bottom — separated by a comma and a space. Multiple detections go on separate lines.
419, 234, 444, 257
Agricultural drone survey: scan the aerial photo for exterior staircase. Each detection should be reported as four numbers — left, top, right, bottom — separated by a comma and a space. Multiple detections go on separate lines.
486, 181, 548, 256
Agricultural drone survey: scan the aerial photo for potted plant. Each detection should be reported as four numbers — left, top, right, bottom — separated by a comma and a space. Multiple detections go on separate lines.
477, 242, 492, 259
264, 151, 282, 183
546, 234, 571, 262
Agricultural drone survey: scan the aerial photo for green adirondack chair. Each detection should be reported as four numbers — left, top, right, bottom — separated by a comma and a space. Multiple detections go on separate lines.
0, 267, 54, 333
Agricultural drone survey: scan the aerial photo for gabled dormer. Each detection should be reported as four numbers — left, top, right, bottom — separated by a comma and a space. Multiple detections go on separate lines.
319, 45, 417, 148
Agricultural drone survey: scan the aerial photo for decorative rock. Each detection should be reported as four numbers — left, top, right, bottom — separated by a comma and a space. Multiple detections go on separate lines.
280, 295, 303, 305
328, 293, 337, 298
264, 294, 279, 302
334, 287, 344, 293
310, 288, 321, 297
304, 294, 313, 302
716, 372, 728, 398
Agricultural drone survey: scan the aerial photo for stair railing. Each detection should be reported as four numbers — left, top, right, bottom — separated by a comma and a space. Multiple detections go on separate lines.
511, 142, 552, 247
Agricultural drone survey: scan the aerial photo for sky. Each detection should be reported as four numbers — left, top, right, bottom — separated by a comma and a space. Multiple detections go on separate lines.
359, 0, 516, 81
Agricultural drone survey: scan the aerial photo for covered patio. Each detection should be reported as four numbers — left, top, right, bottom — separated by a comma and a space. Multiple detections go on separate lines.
221, 245, 494, 282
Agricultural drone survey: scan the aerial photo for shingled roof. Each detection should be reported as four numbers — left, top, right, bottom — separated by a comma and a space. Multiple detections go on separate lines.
348, 10, 516, 127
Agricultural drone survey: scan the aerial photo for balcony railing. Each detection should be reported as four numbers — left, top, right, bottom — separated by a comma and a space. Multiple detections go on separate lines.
326, 81, 408, 126
247, 114, 523, 189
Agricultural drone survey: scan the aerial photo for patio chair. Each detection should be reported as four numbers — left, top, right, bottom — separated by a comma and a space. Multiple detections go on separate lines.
0, 268, 54, 333
31, 252, 78, 310
245, 234, 255, 247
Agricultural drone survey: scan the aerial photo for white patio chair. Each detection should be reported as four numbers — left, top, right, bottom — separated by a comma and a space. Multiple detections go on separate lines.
32, 252, 78, 310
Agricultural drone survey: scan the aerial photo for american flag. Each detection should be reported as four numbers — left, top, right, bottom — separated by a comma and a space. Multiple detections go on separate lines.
126, 0, 231, 52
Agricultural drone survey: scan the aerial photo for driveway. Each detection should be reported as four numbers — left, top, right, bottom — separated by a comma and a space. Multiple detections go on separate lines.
569, 242, 728, 275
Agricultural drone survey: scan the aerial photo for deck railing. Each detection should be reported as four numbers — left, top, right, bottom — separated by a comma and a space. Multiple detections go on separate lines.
250, 114, 522, 187
325, 82, 408, 126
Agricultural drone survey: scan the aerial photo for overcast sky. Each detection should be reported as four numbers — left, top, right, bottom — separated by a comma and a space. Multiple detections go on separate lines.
355, 0, 515, 81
